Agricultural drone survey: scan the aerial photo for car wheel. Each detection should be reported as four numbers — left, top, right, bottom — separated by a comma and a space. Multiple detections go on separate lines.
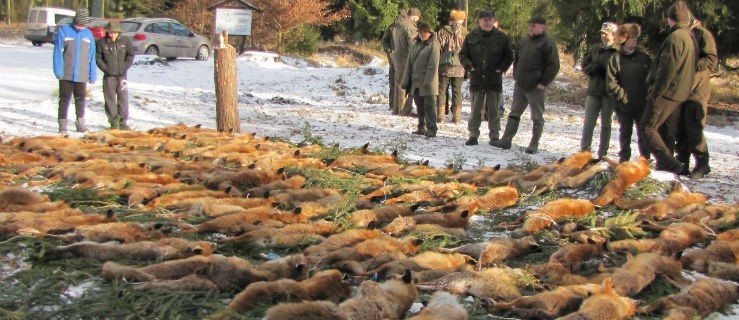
145, 45, 159, 56
196, 45, 210, 61
31, 41, 42, 46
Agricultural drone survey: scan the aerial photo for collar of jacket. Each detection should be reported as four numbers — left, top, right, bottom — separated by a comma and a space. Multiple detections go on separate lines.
669, 22, 690, 33
417, 33, 436, 44
530, 32, 546, 40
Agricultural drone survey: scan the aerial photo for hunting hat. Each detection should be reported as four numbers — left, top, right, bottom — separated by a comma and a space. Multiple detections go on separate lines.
528, 15, 546, 25
600, 22, 618, 34
477, 9, 496, 19
73, 8, 91, 27
417, 21, 433, 33
667, 1, 691, 23
408, 7, 422, 17
106, 20, 123, 33
450, 9, 467, 21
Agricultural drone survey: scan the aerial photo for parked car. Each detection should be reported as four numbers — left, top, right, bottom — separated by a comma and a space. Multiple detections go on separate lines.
25, 7, 76, 46
119, 17, 211, 61
88, 18, 112, 39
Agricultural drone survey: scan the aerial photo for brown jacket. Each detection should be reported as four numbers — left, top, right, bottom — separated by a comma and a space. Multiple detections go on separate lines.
688, 24, 718, 105
402, 33, 440, 96
646, 22, 696, 102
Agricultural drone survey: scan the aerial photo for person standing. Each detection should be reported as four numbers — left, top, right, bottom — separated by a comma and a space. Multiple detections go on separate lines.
673, 17, 718, 178
382, 9, 406, 112
53, 8, 97, 133
96, 21, 135, 130
436, 9, 467, 124
392, 7, 421, 116
580, 22, 619, 159
606, 23, 652, 163
459, 9, 513, 146
642, 1, 696, 174
401, 22, 440, 137
491, 16, 559, 154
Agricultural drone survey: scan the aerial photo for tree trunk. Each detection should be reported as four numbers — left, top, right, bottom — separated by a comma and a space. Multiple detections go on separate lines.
214, 33, 240, 133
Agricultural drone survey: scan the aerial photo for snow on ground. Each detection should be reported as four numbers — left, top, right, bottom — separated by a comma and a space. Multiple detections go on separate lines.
0, 39, 737, 204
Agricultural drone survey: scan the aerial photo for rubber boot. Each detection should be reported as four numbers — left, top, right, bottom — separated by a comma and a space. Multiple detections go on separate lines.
109, 116, 120, 130
76, 118, 88, 133
492, 117, 519, 149
119, 118, 131, 130
526, 121, 544, 154
58, 119, 68, 134
690, 153, 711, 179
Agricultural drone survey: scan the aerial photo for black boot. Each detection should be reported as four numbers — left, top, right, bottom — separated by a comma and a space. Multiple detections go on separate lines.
690, 154, 711, 179
464, 137, 478, 146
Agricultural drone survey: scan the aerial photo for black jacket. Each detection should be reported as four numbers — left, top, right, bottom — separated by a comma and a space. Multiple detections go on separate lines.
96, 36, 134, 77
512, 32, 559, 90
606, 48, 652, 112
459, 27, 513, 91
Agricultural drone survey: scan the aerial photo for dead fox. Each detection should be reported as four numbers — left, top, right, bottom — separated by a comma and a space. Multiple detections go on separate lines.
430, 186, 519, 215
339, 269, 417, 320
226, 269, 351, 314
101, 254, 268, 292
416, 267, 523, 301
7, 209, 118, 237
528, 262, 589, 286
408, 291, 468, 320
640, 277, 739, 319
549, 238, 608, 272
363, 251, 471, 279
680, 239, 739, 274
348, 203, 420, 228
329, 150, 399, 171
600, 252, 683, 296
65, 221, 166, 243
383, 181, 476, 205
488, 282, 602, 319
0, 187, 48, 211
509, 198, 595, 235
50, 238, 216, 261
264, 301, 347, 320
592, 157, 651, 206
638, 184, 708, 219
437, 236, 540, 270
557, 278, 637, 320
302, 228, 382, 257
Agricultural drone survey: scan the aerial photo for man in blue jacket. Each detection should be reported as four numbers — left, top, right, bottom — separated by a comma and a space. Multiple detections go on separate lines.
53, 8, 97, 133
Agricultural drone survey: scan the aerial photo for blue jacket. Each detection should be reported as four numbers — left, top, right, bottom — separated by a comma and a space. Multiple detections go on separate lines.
53, 24, 97, 82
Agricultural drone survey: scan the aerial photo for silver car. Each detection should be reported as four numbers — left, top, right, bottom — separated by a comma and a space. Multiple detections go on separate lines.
120, 17, 211, 60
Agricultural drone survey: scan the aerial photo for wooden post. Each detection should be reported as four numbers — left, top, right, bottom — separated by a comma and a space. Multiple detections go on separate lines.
214, 30, 240, 133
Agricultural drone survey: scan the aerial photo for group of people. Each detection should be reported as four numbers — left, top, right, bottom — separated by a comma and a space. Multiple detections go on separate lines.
383, 7, 559, 153
581, 0, 717, 178
384, 1, 716, 178
53, 8, 134, 133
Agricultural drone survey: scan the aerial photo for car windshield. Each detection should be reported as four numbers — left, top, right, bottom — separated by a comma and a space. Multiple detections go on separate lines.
120, 21, 140, 33
57, 17, 73, 26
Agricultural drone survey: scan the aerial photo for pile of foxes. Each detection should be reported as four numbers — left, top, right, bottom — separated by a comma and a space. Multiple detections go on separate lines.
1, 124, 737, 319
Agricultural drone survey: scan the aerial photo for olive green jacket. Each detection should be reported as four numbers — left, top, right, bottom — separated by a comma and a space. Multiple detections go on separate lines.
513, 32, 560, 90
459, 27, 513, 91
402, 33, 440, 96
689, 24, 718, 105
391, 15, 417, 80
646, 22, 696, 102
582, 43, 618, 97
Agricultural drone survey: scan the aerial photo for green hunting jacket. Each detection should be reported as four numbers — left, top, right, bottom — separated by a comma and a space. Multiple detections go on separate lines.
402, 33, 440, 96
646, 22, 696, 102
689, 24, 718, 105
459, 27, 513, 91
513, 32, 560, 90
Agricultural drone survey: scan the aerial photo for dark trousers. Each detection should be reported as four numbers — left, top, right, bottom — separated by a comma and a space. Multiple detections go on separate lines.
413, 89, 437, 134
387, 53, 395, 111
58, 80, 87, 119
675, 100, 709, 164
642, 96, 683, 168
437, 76, 463, 122
103, 76, 130, 125
615, 108, 649, 162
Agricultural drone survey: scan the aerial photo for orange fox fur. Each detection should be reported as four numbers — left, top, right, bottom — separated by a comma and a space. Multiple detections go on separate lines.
5, 210, 118, 236
263, 301, 347, 320
329, 151, 398, 170
302, 229, 382, 257
602, 252, 683, 296
101, 254, 268, 291
680, 239, 739, 273
348, 203, 419, 228
430, 186, 519, 215
489, 283, 602, 319
437, 236, 540, 269
383, 181, 475, 205
67, 221, 166, 243
226, 269, 351, 314
592, 157, 650, 206
0, 187, 48, 211
339, 269, 417, 320
638, 184, 708, 219
528, 262, 589, 286
50, 238, 216, 261
254, 254, 310, 281
549, 238, 608, 272
416, 267, 522, 301
641, 277, 739, 319
557, 278, 637, 320
364, 251, 471, 279
515, 198, 595, 234
408, 291, 468, 320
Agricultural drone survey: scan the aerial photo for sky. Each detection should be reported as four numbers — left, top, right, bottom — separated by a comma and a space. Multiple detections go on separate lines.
0, 38, 737, 205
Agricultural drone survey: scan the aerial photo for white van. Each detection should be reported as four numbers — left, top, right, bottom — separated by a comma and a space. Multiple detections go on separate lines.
24, 7, 76, 46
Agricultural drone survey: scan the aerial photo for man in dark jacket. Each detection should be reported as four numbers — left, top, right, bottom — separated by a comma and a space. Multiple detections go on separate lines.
642, 1, 696, 174
96, 20, 135, 130
672, 18, 718, 178
606, 23, 652, 163
391, 7, 421, 116
491, 16, 559, 154
580, 21, 618, 159
53, 9, 97, 133
459, 9, 513, 146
